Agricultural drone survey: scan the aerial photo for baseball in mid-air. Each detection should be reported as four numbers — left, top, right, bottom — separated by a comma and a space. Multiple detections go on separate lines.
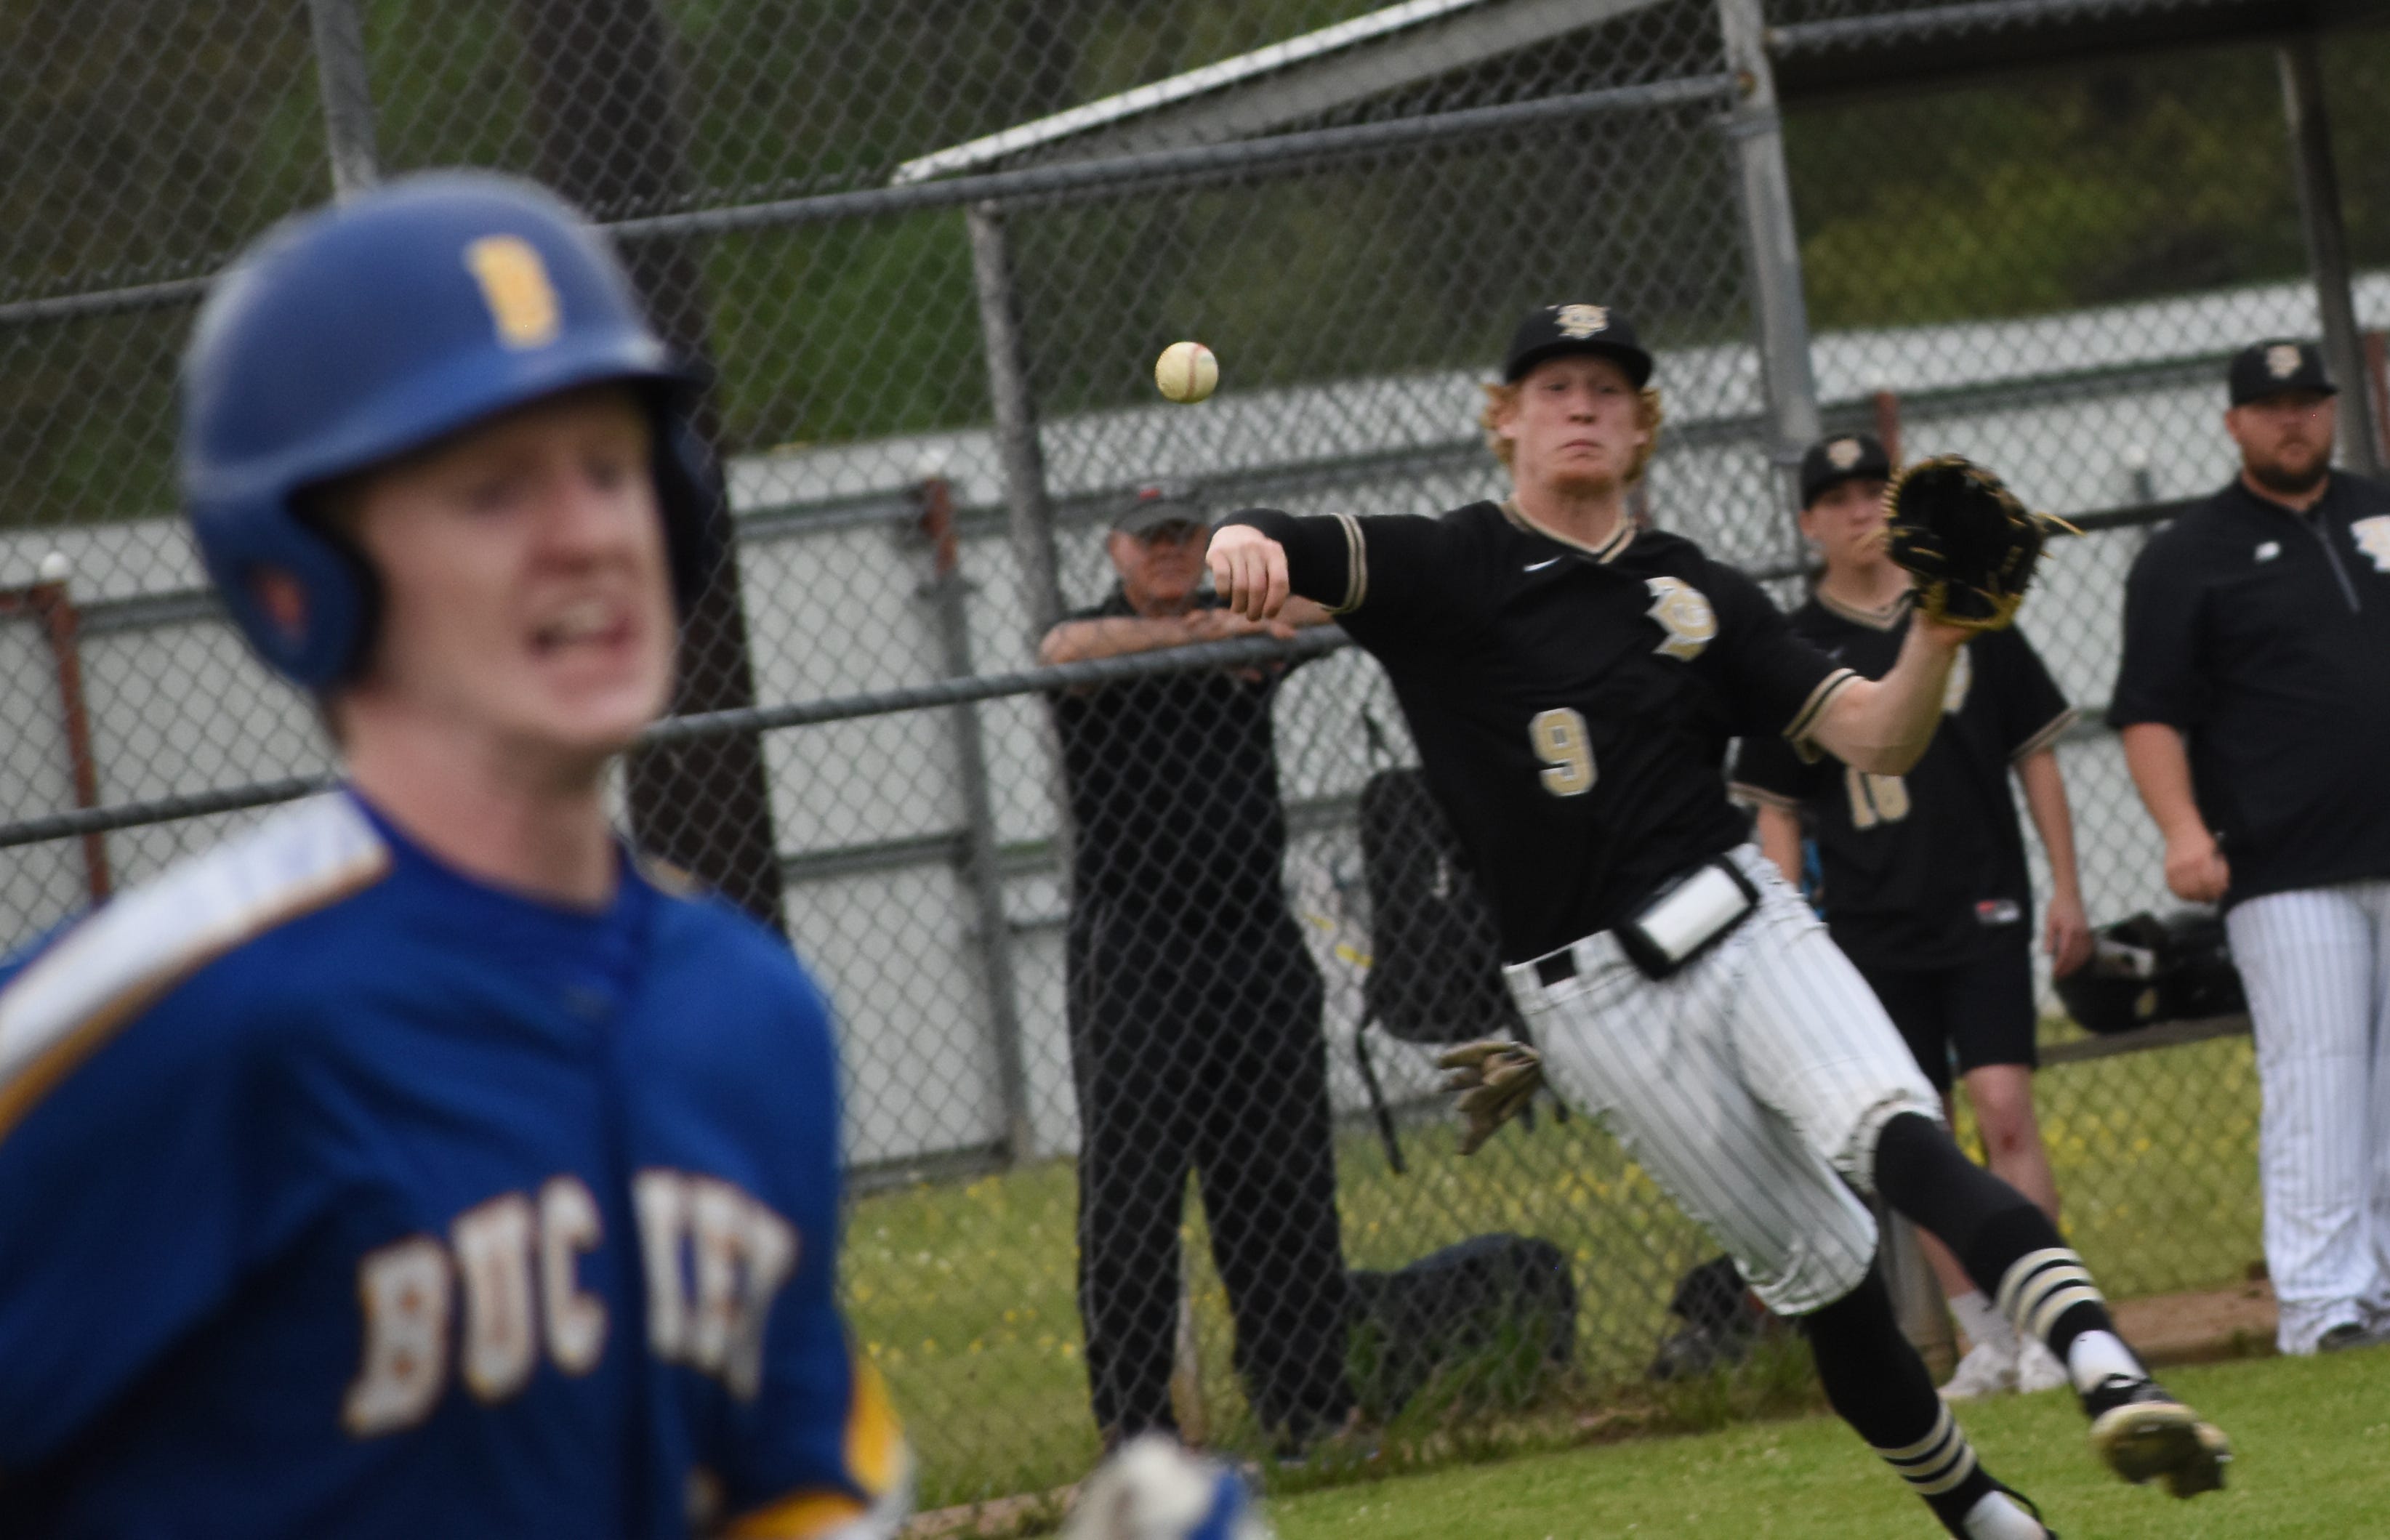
1154, 340, 1219, 403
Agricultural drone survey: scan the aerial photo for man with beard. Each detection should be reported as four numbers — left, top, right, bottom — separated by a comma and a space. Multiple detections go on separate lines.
2113, 337, 2390, 1355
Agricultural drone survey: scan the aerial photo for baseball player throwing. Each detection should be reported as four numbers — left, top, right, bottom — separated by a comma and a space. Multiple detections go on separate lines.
0, 174, 907, 1536
1207, 305, 2228, 1538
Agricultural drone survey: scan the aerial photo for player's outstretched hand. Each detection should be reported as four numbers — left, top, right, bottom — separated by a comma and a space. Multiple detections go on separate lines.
1436, 1039, 1544, 1156
1206, 524, 1290, 621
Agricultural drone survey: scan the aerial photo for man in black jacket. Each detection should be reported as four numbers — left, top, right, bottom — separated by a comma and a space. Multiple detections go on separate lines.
1042, 485, 1355, 1454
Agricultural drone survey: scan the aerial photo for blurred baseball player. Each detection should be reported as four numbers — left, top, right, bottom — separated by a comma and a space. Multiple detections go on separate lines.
0, 173, 906, 1536
1733, 432, 2092, 1400
2114, 338, 2390, 1355
1207, 305, 2228, 1538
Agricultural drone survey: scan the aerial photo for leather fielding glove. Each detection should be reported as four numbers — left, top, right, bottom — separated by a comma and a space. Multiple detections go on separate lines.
1435, 1039, 1544, 1156
1882, 454, 2076, 633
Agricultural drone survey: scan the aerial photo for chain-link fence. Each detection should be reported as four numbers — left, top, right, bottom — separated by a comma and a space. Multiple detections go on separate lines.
7, 0, 2386, 1512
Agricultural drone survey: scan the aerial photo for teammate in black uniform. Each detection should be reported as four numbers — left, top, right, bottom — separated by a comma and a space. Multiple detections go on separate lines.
1207, 305, 2229, 1536
1734, 432, 2093, 1400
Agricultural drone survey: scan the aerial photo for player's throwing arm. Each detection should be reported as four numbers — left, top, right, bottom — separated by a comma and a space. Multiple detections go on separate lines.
1207, 523, 1292, 621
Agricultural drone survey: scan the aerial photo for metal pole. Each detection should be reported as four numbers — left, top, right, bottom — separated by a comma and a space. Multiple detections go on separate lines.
2280, 37, 2381, 476
966, 205, 1066, 639
306, 0, 382, 201
920, 478, 1037, 1166
1717, 0, 1822, 537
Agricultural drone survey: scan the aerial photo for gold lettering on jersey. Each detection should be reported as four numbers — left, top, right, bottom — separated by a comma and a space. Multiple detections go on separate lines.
1827, 438, 1863, 471
2351, 514, 2390, 573
453, 1192, 539, 1402
1553, 303, 1609, 339
464, 234, 562, 349
2265, 343, 2303, 380
344, 1177, 615, 1437
1529, 706, 1597, 797
1942, 644, 1972, 714
1845, 766, 1912, 829
345, 1236, 454, 1436
1644, 576, 1716, 661
635, 1168, 802, 1400
540, 1176, 608, 1375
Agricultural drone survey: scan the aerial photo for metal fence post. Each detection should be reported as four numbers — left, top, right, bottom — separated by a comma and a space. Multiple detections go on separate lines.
966, 204, 1066, 639
1716, 0, 1821, 537
920, 477, 1037, 1167
305, 0, 381, 201
1718, 4, 1955, 1362
2280, 36, 2381, 475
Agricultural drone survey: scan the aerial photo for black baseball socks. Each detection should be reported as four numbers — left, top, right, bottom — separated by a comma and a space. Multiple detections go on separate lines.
1873, 1111, 2141, 1392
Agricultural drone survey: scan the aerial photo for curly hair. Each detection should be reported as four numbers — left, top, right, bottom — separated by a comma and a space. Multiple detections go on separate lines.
1479, 382, 1666, 485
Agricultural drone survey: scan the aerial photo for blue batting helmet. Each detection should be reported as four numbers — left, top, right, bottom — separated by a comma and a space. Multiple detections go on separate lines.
180, 169, 720, 688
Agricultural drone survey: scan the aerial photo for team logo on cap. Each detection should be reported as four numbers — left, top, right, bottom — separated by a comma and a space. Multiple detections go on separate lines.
464, 235, 562, 349
1553, 304, 1609, 339
2353, 515, 2390, 573
2266, 344, 2304, 381
1827, 438, 1864, 471
1644, 576, 1715, 661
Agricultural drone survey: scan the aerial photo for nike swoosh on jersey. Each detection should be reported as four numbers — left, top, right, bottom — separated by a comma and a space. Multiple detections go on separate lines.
1524, 557, 1563, 572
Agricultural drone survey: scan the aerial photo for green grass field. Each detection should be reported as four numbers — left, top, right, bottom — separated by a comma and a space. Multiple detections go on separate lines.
1268, 1348, 2390, 1539
846, 1030, 2268, 1509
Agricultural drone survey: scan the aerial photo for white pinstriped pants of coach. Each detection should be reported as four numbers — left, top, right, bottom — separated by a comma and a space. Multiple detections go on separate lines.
2224, 879, 2390, 1353
1504, 844, 1943, 1317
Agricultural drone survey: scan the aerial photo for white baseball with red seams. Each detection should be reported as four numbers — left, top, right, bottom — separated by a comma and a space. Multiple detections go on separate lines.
1154, 341, 1218, 403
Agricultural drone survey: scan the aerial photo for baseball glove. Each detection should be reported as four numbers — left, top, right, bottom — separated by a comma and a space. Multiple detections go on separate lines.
1881, 455, 2075, 633
1435, 1039, 1544, 1156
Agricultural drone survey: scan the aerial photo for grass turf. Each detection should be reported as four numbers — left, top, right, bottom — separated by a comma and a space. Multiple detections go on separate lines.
847, 1029, 2268, 1508
1267, 1348, 2390, 1539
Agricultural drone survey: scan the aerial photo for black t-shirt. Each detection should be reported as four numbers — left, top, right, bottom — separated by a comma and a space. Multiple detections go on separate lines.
1047, 589, 1300, 927
2109, 473, 2390, 906
1729, 596, 2072, 972
1222, 502, 1854, 962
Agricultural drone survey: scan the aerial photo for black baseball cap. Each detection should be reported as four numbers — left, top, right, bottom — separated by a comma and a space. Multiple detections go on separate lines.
1502, 303, 1653, 387
1113, 481, 1208, 536
2228, 338, 2337, 406
1798, 432, 1894, 508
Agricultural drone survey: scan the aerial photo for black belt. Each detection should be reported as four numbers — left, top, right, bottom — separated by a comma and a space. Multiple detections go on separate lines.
1533, 948, 1578, 988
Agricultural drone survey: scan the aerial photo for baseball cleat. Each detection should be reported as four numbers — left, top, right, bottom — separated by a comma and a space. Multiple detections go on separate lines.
2317, 1321, 2390, 1352
1984, 1480, 2058, 1539
2082, 1375, 2230, 1498
2015, 1337, 2072, 1395
1938, 1339, 2016, 1401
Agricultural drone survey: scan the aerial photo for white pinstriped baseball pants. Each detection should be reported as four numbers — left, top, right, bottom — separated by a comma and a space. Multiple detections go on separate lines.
2224, 879, 2390, 1353
1505, 844, 1943, 1316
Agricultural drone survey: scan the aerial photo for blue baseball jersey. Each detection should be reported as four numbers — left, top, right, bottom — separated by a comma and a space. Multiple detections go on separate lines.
0, 791, 906, 1538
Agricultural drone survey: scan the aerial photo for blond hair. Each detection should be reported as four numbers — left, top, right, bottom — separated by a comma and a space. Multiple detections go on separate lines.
1479, 381, 1666, 485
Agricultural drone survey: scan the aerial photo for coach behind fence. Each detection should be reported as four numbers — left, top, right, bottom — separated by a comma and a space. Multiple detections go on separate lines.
1039, 485, 1358, 1457
2112, 338, 2390, 1356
